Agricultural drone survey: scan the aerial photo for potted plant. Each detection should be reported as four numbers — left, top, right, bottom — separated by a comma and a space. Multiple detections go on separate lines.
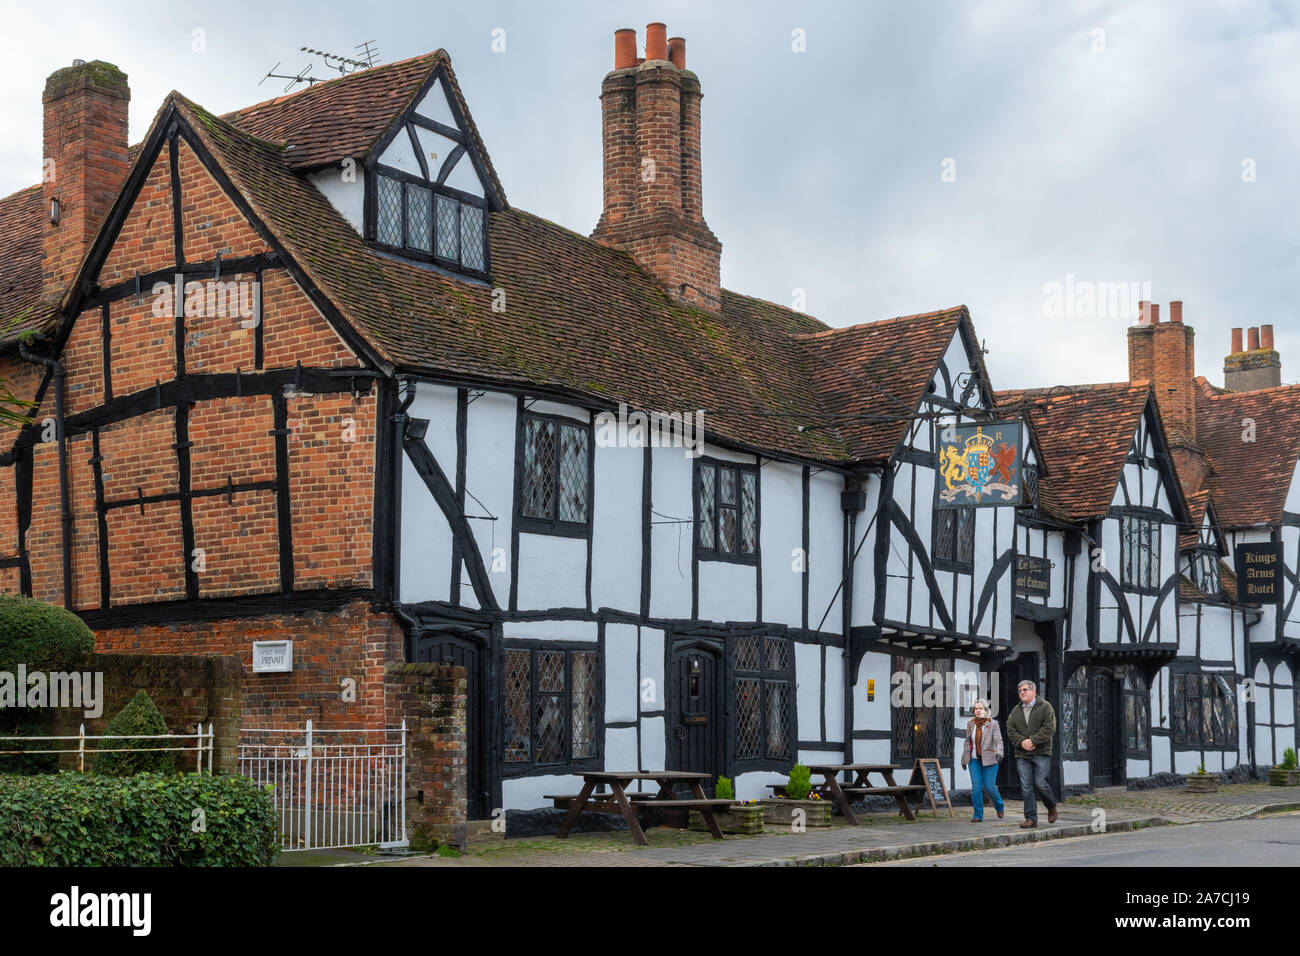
1185, 763, 1219, 793
1270, 748, 1299, 787
760, 764, 833, 827
689, 777, 765, 835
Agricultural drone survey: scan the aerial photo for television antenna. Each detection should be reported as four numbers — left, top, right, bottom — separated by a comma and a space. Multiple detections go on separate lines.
259, 42, 380, 93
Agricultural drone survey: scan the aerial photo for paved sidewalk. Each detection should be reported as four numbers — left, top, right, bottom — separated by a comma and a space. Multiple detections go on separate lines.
283, 783, 1300, 868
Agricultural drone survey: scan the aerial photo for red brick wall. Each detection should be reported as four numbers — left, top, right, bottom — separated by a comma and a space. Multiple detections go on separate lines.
95, 600, 401, 729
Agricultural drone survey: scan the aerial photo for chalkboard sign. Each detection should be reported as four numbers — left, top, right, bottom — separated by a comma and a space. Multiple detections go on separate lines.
908, 758, 954, 818
1235, 543, 1284, 606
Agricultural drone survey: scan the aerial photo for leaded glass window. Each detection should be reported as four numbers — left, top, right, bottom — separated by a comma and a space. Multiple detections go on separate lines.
405, 182, 432, 253
1062, 666, 1089, 756
376, 174, 403, 246
435, 193, 459, 262
934, 507, 975, 570
370, 170, 489, 276
1121, 515, 1161, 591
891, 655, 954, 763
1172, 671, 1236, 749
696, 460, 758, 562
460, 203, 486, 272
502, 644, 601, 774
734, 635, 792, 764
1119, 666, 1149, 755
519, 412, 590, 531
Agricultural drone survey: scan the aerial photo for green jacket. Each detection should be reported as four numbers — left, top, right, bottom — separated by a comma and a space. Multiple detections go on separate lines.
1005, 698, 1056, 758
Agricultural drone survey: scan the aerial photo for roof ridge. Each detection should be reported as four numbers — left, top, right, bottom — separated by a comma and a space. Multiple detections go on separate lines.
795, 305, 964, 341
221, 51, 444, 122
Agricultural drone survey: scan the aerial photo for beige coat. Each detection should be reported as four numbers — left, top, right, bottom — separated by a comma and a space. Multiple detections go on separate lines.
961, 718, 1004, 768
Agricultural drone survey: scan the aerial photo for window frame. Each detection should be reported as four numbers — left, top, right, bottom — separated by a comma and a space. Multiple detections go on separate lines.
500, 640, 603, 778
890, 654, 955, 765
730, 634, 795, 772
515, 409, 594, 538
1119, 512, 1163, 595
367, 165, 491, 280
1192, 546, 1222, 598
1118, 665, 1150, 757
1061, 665, 1090, 759
694, 457, 760, 565
1171, 668, 1237, 751
933, 506, 976, 573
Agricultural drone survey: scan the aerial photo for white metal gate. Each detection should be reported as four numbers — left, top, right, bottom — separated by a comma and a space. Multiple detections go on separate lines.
237, 721, 407, 851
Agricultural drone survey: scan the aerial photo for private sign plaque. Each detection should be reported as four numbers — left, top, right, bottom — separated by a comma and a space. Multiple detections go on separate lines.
1234, 543, 1283, 606
252, 640, 293, 673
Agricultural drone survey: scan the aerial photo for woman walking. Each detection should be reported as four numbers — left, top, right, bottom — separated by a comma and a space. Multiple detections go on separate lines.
961, 698, 1005, 822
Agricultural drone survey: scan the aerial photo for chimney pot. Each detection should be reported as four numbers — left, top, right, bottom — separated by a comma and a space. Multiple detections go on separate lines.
1138, 300, 1150, 325
1150, 303, 1160, 324
1248, 327, 1261, 351
1231, 328, 1243, 354
645, 22, 668, 61
1262, 324, 1275, 350
668, 37, 686, 69
614, 28, 637, 69
1169, 300, 1183, 324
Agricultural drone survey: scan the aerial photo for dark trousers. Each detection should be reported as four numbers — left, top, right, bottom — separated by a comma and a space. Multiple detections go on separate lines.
1015, 753, 1056, 821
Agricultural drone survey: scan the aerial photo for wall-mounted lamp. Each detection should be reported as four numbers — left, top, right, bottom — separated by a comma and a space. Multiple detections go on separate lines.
49, 198, 59, 225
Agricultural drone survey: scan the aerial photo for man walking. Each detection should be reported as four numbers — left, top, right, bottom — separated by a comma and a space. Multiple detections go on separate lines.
1005, 679, 1058, 828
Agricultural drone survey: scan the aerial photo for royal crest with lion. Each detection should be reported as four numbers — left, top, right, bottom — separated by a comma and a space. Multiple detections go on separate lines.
936, 422, 1023, 507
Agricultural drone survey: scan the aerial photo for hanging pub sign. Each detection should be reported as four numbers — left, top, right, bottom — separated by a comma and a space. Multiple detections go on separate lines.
936, 420, 1023, 508
1015, 554, 1052, 598
1234, 543, 1284, 606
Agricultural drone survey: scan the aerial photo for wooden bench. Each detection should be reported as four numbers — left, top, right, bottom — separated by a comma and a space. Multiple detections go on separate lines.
552, 771, 728, 845
545, 794, 733, 813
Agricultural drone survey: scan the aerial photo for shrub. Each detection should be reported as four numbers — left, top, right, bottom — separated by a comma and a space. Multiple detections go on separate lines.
0, 771, 280, 866
715, 776, 733, 801
1282, 748, 1298, 770
0, 596, 94, 672
95, 690, 175, 776
0, 596, 95, 775
786, 764, 812, 800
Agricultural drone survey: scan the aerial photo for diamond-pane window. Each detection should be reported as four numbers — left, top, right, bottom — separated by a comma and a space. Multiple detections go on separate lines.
460, 201, 485, 272
698, 466, 715, 549
735, 678, 761, 759
765, 637, 788, 672
765, 682, 791, 759
522, 418, 556, 519
376, 175, 402, 246
503, 645, 602, 774
405, 182, 432, 253
696, 460, 758, 562
957, 508, 975, 563
558, 425, 589, 522
734, 636, 761, 672
519, 413, 591, 530
503, 650, 531, 763
935, 509, 957, 562
436, 194, 459, 261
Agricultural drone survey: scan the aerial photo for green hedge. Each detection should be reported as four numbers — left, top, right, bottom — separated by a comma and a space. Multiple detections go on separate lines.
0, 772, 281, 866
0, 595, 94, 671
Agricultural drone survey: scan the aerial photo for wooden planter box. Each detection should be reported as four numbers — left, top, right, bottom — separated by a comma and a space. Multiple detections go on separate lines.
760, 798, 833, 828
1185, 774, 1219, 793
689, 805, 765, 835
1269, 768, 1300, 787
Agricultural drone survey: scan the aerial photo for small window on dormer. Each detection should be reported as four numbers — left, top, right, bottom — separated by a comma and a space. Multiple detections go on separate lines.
372, 171, 488, 277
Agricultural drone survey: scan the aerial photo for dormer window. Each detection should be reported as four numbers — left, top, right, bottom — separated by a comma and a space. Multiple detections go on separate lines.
373, 170, 487, 276
1193, 548, 1221, 597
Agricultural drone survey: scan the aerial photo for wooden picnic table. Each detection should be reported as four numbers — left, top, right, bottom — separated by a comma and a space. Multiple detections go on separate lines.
544, 771, 733, 846
801, 763, 927, 826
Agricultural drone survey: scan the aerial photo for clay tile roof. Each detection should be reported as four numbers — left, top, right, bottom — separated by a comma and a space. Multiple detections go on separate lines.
223, 51, 506, 205
1181, 489, 1210, 550
1196, 383, 1300, 527
996, 382, 1152, 522
0, 184, 52, 342
797, 308, 969, 464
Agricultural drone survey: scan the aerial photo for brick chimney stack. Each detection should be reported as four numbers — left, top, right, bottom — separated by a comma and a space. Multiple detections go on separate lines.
1224, 324, 1282, 392
1128, 299, 1197, 448
592, 24, 722, 312
42, 59, 130, 305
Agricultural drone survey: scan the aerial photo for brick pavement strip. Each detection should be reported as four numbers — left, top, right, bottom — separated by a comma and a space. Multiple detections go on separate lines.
355, 784, 1300, 868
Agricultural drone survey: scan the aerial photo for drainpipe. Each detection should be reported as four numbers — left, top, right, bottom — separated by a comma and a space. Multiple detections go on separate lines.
19, 339, 71, 608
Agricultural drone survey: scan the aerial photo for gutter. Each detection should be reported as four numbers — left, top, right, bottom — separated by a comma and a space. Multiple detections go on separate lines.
19, 339, 72, 609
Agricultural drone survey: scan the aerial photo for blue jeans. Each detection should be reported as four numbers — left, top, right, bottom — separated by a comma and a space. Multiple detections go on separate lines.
1015, 753, 1057, 822
968, 759, 1004, 820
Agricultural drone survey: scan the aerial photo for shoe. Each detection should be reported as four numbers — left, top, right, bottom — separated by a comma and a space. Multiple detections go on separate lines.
996, 808, 1005, 819
1047, 807, 1058, 824
1020, 819, 1037, 828
970, 817, 981, 823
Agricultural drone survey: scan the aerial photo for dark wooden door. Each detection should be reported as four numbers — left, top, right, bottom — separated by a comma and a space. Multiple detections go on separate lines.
996, 653, 1039, 798
668, 642, 723, 792
412, 631, 488, 819
1090, 670, 1119, 787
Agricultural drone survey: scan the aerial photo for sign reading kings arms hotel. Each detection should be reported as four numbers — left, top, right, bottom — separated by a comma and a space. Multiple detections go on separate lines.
1234, 542, 1284, 606
936, 421, 1023, 508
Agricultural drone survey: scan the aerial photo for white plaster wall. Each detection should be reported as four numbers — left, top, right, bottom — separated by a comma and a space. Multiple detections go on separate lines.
604, 727, 637, 771
399, 384, 460, 603
444, 154, 486, 197
823, 649, 844, 744
850, 476, 881, 628
697, 561, 756, 621
412, 77, 457, 127
308, 168, 364, 233
808, 469, 844, 634
640, 628, 665, 713
590, 443, 642, 614
500, 619, 596, 642
760, 459, 803, 629
464, 390, 515, 609
1199, 605, 1235, 662
516, 532, 586, 610
641, 716, 665, 772
1063, 760, 1089, 786
854, 652, 892, 734
648, 445, 692, 620
377, 130, 420, 177
795, 642, 821, 742
604, 623, 638, 725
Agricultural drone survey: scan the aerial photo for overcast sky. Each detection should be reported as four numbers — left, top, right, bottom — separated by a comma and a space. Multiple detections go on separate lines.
2, 0, 1296, 391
